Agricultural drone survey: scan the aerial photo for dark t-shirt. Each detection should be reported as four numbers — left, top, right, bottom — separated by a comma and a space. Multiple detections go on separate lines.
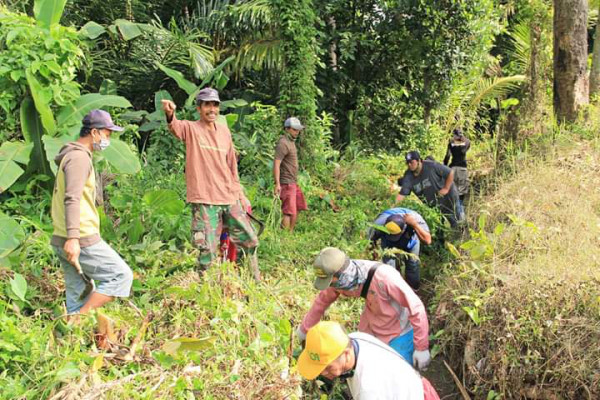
443, 138, 470, 167
274, 134, 298, 184
399, 160, 460, 216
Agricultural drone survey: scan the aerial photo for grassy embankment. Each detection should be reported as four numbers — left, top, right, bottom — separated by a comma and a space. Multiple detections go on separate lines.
435, 134, 600, 399
3, 130, 599, 399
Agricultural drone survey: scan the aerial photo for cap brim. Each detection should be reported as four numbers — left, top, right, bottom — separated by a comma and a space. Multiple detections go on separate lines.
314, 275, 333, 291
197, 97, 221, 103
107, 124, 124, 132
386, 233, 403, 242
297, 349, 328, 380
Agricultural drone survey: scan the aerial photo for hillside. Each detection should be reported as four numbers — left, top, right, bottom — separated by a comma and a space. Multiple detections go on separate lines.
435, 137, 600, 399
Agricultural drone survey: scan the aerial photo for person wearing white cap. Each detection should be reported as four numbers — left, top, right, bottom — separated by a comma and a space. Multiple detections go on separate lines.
297, 247, 432, 371
273, 117, 308, 231
161, 88, 260, 280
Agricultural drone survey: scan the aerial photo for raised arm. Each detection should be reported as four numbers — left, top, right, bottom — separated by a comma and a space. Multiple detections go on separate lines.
161, 99, 186, 141
403, 213, 431, 245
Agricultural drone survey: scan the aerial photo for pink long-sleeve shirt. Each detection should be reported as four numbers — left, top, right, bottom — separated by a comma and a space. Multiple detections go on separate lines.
169, 116, 241, 204
300, 261, 430, 351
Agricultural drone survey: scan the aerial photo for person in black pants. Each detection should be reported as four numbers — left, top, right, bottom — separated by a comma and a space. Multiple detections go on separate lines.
443, 129, 470, 210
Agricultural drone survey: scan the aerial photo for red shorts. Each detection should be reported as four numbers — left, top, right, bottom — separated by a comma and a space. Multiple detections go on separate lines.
280, 183, 308, 216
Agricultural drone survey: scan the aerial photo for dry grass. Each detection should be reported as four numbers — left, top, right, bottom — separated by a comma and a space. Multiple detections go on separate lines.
483, 140, 600, 283
435, 138, 600, 399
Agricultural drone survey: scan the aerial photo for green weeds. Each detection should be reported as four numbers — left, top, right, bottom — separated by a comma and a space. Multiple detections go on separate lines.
0, 151, 452, 399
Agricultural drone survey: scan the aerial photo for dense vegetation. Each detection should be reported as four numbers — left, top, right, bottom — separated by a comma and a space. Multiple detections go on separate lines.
1, 0, 599, 399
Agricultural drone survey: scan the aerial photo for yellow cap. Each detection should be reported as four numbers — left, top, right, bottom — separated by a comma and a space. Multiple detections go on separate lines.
297, 321, 349, 380
384, 221, 403, 235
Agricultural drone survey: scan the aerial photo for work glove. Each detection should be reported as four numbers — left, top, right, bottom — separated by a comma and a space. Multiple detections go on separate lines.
412, 349, 431, 371
296, 326, 307, 348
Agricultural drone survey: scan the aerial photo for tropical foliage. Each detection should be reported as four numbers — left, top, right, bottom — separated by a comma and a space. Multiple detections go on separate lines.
1, 0, 598, 399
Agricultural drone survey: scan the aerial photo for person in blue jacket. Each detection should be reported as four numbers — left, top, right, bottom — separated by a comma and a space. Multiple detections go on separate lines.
369, 208, 431, 290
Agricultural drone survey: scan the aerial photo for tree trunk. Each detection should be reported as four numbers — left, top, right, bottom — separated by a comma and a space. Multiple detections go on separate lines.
553, 0, 589, 123
590, 2, 600, 99
521, 19, 547, 137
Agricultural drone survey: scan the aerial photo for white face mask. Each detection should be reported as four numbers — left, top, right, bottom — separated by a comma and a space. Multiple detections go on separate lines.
93, 131, 110, 151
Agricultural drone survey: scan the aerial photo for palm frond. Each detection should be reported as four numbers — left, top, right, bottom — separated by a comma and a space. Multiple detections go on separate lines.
226, 0, 272, 30
189, 42, 215, 78
506, 21, 530, 74
469, 75, 526, 108
229, 37, 282, 74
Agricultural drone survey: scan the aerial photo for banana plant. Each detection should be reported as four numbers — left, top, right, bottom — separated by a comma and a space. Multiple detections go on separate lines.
0, 0, 141, 194
155, 56, 247, 129
0, 142, 33, 194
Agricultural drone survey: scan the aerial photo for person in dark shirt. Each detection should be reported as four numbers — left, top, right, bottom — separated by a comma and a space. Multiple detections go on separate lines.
443, 129, 470, 208
397, 151, 464, 227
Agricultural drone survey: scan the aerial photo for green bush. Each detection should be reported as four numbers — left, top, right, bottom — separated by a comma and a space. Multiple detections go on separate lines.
0, 6, 85, 139
353, 87, 446, 154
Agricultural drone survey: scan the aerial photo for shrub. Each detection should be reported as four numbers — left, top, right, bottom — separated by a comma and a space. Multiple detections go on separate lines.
0, 6, 84, 139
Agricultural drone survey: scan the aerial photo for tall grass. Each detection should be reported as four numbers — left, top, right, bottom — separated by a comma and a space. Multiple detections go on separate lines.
434, 125, 600, 398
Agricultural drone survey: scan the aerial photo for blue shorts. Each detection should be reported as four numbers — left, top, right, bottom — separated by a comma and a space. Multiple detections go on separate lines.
388, 329, 415, 366
53, 240, 133, 313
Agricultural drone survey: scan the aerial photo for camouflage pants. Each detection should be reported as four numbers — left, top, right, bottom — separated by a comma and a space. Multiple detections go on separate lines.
191, 202, 258, 269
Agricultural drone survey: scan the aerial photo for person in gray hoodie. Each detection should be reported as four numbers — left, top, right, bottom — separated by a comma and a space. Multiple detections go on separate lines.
51, 110, 133, 315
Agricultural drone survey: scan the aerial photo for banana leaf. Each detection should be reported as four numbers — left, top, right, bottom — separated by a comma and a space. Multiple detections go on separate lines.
0, 142, 33, 193
42, 134, 72, 175
156, 62, 197, 95
34, 0, 67, 28
20, 97, 52, 177
79, 21, 106, 40
102, 139, 141, 174
56, 93, 132, 126
26, 70, 57, 136
114, 19, 143, 41
0, 212, 25, 258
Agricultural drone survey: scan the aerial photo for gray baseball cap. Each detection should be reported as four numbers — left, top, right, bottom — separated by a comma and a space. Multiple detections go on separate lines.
284, 117, 304, 130
82, 109, 123, 131
196, 88, 221, 105
313, 247, 349, 290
